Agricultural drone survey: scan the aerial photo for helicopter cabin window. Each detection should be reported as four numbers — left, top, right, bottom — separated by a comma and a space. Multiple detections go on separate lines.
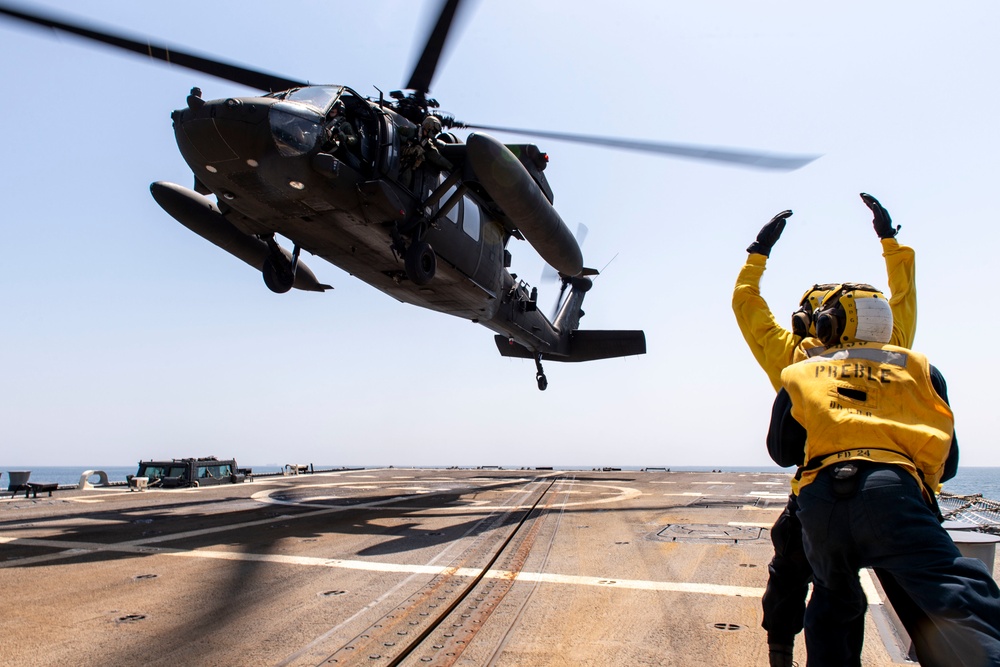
441, 183, 460, 225
463, 196, 481, 241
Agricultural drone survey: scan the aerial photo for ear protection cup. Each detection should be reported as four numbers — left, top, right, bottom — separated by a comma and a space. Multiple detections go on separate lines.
791, 310, 812, 337
814, 309, 841, 346
791, 283, 839, 339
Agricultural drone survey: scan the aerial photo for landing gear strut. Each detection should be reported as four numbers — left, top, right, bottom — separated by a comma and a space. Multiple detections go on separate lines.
534, 354, 548, 391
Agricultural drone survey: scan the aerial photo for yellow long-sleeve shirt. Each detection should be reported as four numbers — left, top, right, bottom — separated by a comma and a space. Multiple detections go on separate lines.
732, 238, 916, 392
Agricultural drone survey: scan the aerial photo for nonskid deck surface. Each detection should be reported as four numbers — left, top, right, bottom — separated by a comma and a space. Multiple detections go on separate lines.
0, 469, 914, 666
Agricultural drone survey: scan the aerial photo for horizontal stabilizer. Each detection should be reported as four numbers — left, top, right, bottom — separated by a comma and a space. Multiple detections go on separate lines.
494, 330, 646, 362
494, 337, 540, 359
565, 330, 647, 361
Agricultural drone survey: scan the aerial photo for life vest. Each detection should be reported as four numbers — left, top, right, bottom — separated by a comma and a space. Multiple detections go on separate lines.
780, 342, 954, 498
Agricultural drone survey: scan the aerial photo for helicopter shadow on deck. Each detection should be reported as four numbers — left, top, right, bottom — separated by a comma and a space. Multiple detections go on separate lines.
0, 475, 786, 666
0, 476, 570, 562
0, 472, 783, 564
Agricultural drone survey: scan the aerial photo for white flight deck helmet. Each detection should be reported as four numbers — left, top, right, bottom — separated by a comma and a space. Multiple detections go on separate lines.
812, 283, 893, 347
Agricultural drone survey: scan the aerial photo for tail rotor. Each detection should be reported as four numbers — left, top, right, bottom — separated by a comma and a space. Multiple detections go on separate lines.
541, 223, 588, 320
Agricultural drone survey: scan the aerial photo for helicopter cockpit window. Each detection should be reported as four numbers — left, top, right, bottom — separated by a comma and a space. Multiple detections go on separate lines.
280, 86, 344, 114
270, 102, 324, 157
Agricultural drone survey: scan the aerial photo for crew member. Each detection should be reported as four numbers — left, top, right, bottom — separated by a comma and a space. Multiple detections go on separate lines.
733, 194, 926, 667
769, 285, 1000, 666
325, 101, 358, 154
400, 115, 454, 190
734, 193, 915, 392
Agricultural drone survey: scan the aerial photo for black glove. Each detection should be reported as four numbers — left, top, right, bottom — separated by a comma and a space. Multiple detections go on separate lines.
861, 192, 900, 239
747, 210, 792, 257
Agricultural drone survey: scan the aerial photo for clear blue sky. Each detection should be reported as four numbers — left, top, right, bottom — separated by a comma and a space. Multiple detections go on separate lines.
1, 1, 996, 468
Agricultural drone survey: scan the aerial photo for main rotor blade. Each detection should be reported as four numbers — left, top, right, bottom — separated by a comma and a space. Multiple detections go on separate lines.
405, 0, 463, 95
0, 3, 308, 92
461, 123, 820, 171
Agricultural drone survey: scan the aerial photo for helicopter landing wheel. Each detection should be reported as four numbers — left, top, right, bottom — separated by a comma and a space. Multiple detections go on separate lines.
262, 256, 294, 293
405, 240, 436, 286
536, 373, 548, 391
534, 353, 547, 391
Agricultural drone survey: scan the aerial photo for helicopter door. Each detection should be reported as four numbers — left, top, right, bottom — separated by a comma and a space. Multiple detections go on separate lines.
467, 199, 505, 298
337, 93, 378, 174
425, 186, 502, 297
426, 181, 478, 277
376, 111, 398, 177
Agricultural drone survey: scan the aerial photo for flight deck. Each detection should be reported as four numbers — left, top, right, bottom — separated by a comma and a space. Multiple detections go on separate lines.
0, 468, 933, 665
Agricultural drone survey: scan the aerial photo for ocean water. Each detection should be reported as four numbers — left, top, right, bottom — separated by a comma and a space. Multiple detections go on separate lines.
660, 466, 1000, 500
3, 465, 998, 499
941, 467, 1000, 499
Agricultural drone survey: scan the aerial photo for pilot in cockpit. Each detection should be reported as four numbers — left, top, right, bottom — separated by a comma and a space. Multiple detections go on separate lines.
324, 101, 357, 153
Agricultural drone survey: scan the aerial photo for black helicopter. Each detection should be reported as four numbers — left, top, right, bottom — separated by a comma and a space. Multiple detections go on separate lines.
0, 1, 817, 391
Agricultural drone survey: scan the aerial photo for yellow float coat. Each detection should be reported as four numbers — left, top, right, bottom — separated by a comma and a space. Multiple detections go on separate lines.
780, 343, 954, 497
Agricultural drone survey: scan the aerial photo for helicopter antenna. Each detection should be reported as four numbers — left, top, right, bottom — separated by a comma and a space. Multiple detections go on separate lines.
598, 252, 619, 277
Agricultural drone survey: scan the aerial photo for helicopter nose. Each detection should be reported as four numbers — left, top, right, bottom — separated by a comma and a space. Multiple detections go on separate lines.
172, 97, 274, 166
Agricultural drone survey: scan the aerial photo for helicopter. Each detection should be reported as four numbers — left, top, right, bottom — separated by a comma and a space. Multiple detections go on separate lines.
0, 1, 817, 391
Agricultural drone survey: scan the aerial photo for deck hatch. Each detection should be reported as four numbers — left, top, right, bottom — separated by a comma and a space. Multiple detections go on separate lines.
656, 523, 764, 543
687, 496, 787, 509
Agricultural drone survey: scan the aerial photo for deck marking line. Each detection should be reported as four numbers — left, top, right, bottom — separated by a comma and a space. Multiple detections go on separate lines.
859, 568, 883, 604
510, 571, 765, 597
729, 522, 776, 528
252, 481, 639, 512
0, 535, 765, 598
164, 551, 764, 597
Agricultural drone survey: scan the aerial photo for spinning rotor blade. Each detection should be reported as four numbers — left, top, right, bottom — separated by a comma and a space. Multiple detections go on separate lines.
0, 3, 307, 92
544, 224, 590, 320
551, 278, 571, 322
459, 123, 820, 171
405, 0, 464, 95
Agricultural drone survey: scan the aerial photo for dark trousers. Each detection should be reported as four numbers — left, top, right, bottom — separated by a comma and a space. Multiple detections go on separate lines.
762, 495, 811, 645
798, 463, 1000, 667
764, 493, 966, 666
763, 495, 863, 662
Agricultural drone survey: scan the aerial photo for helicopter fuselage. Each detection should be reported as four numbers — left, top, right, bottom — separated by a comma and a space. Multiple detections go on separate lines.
163, 85, 566, 354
